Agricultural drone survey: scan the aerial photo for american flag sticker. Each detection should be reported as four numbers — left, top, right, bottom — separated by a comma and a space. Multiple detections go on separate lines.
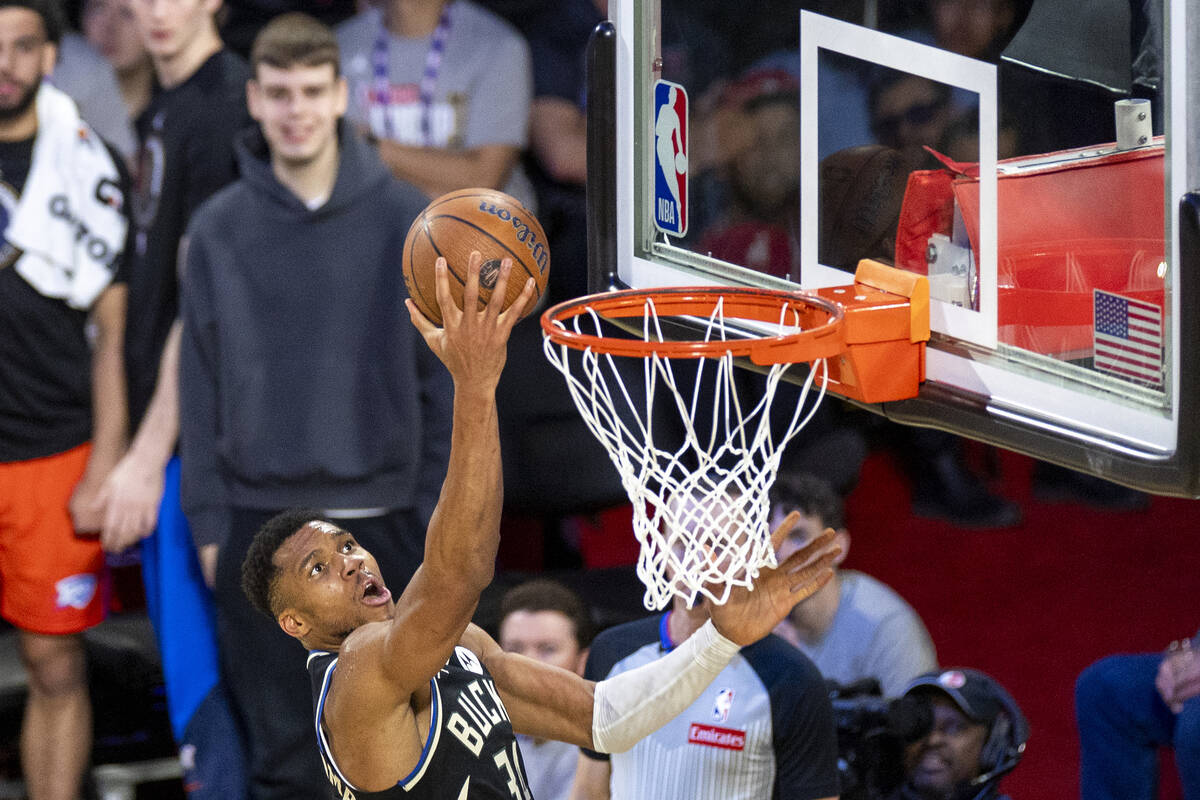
1093, 290, 1163, 387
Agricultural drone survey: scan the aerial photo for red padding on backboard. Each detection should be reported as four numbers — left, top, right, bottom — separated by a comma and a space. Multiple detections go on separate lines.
894, 169, 955, 276
953, 143, 1165, 358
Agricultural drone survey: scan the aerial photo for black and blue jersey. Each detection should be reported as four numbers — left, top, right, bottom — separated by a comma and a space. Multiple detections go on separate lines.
307, 645, 533, 799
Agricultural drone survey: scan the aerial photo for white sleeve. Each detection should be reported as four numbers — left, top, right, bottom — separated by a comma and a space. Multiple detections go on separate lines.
590, 619, 740, 754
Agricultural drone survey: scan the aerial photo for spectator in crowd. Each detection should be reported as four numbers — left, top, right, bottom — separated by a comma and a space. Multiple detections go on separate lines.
0, 1, 129, 798
770, 473, 937, 698
935, 110, 1021, 165
99, 0, 252, 794
82, 0, 155, 130
113, 0, 251, 577
49, 26, 137, 157
497, 579, 594, 800
869, 71, 955, 172
887, 669, 1029, 800
569, 493, 841, 800
698, 68, 800, 280
902, 428, 1022, 528
335, 0, 534, 206
179, 12, 451, 799
1075, 630, 1200, 799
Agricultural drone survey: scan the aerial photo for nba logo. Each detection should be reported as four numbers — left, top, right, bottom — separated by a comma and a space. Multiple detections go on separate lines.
712, 688, 734, 723
653, 79, 688, 238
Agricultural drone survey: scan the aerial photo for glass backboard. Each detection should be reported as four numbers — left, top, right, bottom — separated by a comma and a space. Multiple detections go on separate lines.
583, 0, 1200, 497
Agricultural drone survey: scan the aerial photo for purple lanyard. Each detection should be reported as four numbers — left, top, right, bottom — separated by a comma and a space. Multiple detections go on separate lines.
372, 4, 453, 145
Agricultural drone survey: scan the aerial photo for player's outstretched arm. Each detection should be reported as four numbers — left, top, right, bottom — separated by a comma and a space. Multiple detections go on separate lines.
350, 252, 534, 692
467, 519, 840, 751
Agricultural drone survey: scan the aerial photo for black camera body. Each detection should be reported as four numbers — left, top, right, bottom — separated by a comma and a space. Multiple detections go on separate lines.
829, 680, 933, 800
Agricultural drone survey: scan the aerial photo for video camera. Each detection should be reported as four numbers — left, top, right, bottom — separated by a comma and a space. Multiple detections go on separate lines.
829, 679, 933, 800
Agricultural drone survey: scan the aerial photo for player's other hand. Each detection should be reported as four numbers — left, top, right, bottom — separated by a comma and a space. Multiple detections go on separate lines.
709, 512, 840, 647
407, 251, 534, 392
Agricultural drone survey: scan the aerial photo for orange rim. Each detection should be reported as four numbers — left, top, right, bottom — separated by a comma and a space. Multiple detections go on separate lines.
540, 286, 845, 365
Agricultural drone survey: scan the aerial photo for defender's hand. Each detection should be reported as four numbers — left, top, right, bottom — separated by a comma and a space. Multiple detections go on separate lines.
708, 512, 840, 647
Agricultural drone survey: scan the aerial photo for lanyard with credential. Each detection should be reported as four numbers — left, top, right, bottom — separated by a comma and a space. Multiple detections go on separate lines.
371, 4, 453, 145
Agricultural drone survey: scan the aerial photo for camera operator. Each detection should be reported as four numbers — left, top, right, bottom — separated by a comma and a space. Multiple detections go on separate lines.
887, 669, 1029, 800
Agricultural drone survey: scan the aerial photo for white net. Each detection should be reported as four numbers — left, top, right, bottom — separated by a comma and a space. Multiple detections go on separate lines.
543, 296, 829, 609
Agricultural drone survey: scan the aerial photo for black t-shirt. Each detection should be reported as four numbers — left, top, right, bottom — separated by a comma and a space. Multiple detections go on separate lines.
126, 48, 252, 429
308, 647, 532, 799
0, 136, 128, 462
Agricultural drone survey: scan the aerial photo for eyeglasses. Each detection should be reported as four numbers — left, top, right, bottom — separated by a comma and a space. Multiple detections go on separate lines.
871, 100, 945, 142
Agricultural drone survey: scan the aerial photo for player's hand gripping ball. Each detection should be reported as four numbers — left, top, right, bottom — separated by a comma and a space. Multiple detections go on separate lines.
402, 188, 551, 325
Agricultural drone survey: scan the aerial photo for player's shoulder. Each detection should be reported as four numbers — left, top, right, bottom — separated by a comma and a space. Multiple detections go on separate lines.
306, 649, 340, 701
325, 619, 400, 689
307, 648, 338, 676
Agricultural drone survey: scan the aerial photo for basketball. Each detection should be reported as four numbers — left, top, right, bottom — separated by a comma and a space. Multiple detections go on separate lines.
818, 144, 908, 271
402, 188, 550, 326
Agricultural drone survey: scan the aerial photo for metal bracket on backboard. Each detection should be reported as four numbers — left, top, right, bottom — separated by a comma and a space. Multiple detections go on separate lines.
811, 259, 931, 404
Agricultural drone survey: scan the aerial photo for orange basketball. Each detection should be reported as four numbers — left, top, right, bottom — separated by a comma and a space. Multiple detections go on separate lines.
401, 188, 551, 326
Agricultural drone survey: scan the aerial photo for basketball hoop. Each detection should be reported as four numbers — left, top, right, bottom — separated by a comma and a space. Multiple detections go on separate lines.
541, 287, 845, 609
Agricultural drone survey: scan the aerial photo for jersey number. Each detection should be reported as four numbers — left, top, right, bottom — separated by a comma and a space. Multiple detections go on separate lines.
492, 741, 532, 799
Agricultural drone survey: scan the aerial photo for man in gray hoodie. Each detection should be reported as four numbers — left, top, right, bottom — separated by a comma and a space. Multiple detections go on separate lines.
178, 12, 451, 799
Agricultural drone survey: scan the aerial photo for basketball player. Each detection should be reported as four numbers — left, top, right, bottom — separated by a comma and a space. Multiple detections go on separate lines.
241, 255, 843, 799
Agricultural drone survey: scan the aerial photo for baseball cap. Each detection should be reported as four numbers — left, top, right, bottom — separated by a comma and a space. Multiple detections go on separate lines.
719, 68, 799, 111
903, 668, 1008, 725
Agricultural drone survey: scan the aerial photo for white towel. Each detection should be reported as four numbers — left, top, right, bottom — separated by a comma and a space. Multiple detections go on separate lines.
8, 82, 127, 310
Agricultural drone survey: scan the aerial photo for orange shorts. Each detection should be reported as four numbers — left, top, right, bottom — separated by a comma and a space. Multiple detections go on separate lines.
0, 443, 106, 634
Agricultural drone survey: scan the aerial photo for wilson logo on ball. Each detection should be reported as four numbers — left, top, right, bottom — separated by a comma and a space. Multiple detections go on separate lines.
477, 200, 549, 274
401, 188, 551, 326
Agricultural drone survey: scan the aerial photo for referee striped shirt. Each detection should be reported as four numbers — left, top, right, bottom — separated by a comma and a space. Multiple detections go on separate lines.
581, 614, 840, 800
